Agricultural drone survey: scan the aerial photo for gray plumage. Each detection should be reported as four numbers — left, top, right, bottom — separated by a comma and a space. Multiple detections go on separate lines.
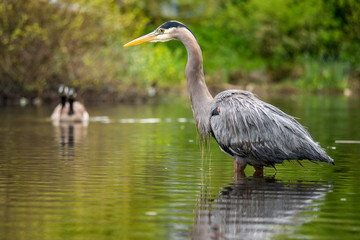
124, 20, 334, 173
210, 90, 333, 167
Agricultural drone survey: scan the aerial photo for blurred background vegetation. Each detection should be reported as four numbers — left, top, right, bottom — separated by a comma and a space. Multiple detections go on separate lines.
1, 0, 359, 104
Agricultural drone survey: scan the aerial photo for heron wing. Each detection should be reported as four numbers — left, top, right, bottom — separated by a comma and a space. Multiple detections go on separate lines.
210, 90, 332, 167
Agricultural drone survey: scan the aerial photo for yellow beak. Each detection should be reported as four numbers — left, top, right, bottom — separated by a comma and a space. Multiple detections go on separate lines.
123, 32, 157, 47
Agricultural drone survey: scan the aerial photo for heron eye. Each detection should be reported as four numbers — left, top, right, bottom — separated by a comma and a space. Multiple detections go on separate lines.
158, 28, 165, 34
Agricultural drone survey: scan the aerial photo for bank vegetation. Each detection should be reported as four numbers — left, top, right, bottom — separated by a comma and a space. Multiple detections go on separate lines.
1, 0, 359, 104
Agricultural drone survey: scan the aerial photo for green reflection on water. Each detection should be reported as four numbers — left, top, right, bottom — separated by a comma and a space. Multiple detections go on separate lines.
0, 94, 359, 240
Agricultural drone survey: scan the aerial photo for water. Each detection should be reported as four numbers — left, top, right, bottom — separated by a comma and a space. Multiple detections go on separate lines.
0, 94, 359, 240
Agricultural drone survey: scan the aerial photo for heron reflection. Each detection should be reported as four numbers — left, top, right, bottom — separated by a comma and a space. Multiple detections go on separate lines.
192, 176, 332, 240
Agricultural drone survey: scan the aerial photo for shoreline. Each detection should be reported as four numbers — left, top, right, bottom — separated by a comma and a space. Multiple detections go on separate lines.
1, 82, 357, 107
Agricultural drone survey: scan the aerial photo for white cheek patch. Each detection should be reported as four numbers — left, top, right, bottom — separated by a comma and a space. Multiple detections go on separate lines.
152, 34, 173, 42
150, 29, 176, 42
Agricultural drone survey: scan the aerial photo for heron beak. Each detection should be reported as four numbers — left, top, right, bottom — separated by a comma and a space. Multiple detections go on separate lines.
124, 31, 157, 47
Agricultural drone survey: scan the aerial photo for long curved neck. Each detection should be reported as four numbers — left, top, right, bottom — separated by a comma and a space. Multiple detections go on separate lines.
177, 28, 213, 138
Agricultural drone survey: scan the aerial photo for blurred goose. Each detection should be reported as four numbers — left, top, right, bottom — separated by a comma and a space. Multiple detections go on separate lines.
51, 86, 89, 123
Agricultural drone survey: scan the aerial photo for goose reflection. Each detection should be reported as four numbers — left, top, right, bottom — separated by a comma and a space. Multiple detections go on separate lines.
192, 176, 332, 240
53, 121, 87, 158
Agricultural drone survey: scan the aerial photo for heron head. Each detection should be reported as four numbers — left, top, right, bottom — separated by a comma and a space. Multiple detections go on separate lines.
124, 21, 193, 47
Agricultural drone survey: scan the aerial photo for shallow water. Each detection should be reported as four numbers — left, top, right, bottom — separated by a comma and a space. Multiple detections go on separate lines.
0, 94, 359, 240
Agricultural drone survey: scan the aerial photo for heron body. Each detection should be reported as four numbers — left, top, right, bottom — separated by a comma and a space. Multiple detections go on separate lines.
124, 21, 334, 175
210, 90, 332, 167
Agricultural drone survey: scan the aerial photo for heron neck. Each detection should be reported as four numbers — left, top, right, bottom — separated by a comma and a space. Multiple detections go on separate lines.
178, 30, 213, 138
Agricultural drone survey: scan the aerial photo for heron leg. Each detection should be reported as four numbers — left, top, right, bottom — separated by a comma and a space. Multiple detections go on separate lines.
234, 157, 247, 179
253, 166, 264, 177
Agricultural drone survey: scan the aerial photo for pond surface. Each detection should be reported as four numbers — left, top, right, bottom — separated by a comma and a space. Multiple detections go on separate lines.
0, 94, 359, 240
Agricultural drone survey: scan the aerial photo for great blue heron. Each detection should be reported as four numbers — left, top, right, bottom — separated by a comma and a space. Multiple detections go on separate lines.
124, 21, 334, 176
51, 86, 89, 123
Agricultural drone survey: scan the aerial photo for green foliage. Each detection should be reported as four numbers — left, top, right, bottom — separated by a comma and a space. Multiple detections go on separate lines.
125, 43, 186, 87
0, 0, 147, 98
200, 0, 359, 87
297, 57, 350, 91
213, 0, 345, 80
1, 0, 360, 100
